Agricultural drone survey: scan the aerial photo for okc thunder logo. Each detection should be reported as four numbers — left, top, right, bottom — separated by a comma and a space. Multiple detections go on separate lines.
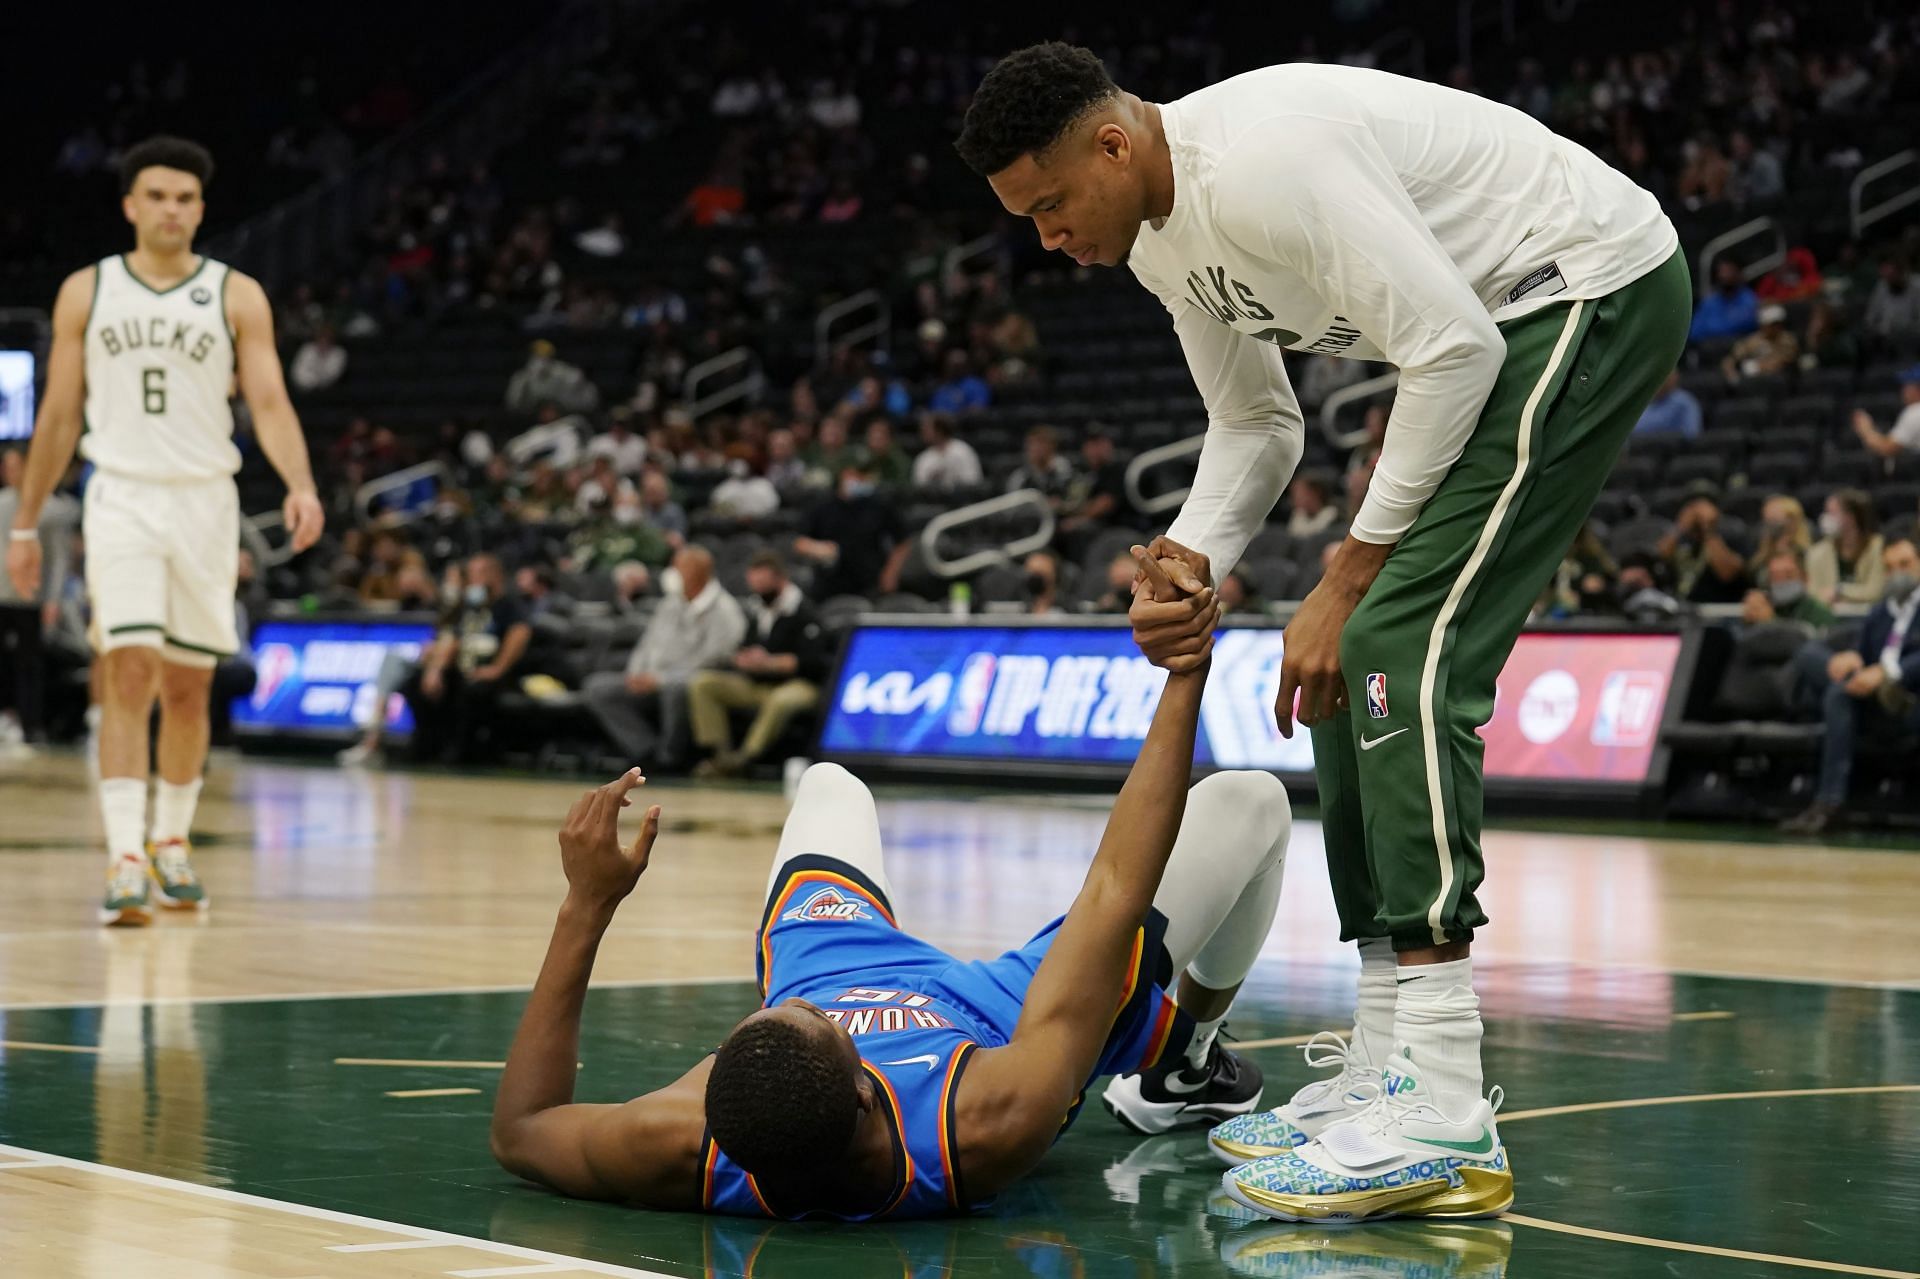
1365, 673, 1389, 719
782, 888, 873, 923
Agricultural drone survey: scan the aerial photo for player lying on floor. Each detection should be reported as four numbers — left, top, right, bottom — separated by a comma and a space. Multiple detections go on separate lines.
489, 551, 1295, 1219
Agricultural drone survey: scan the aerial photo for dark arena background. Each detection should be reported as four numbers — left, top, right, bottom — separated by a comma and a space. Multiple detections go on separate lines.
1, 3, 1917, 1277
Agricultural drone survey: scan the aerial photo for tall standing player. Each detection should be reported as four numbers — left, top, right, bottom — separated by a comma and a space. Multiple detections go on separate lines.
959, 48, 1689, 1221
6, 136, 324, 926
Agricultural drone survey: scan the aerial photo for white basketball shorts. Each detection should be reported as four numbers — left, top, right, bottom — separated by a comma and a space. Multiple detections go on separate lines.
83, 470, 240, 667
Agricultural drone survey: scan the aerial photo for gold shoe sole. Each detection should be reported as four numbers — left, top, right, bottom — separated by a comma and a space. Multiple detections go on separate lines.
1227, 1165, 1513, 1224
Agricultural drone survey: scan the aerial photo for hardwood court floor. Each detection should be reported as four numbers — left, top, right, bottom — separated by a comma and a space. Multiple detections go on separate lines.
1, 752, 1917, 1278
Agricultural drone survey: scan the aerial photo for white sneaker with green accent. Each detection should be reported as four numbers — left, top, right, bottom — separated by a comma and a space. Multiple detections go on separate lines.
1221, 1047, 1513, 1225
1207, 1030, 1377, 1166
149, 840, 209, 911
100, 855, 154, 927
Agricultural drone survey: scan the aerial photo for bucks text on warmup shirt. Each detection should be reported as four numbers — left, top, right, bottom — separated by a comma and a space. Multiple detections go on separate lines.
1126, 64, 1678, 571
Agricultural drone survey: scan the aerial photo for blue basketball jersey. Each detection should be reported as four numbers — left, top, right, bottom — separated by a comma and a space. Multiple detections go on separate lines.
701, 855, 1188, 1220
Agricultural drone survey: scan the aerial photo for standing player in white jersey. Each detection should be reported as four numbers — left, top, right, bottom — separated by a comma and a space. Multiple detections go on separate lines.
6, 136, 325, 926
959, 48, 1691, 1222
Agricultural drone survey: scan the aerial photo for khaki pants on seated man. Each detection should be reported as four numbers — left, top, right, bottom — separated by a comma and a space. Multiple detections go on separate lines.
688, 672, 821, 775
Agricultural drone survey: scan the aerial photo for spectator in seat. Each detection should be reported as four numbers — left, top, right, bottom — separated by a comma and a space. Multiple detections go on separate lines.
1218, 567, 1264, 617
858, 415, 912, 491
1864, 259, 1920, 352
1808, 488, 1887, 605
792, 464, 909, 599
709, 458, 780, 521
911, 413, 983, 492
689, 552, 829, 778
1849, 365, 1920, 459
1781, 538, 1920, 835
1742, 549, 1836, 629
1722, 304, 1799, 383
582, 545, 746, 771
289, 325, 347, 393
1005, 425, 1078, 502
1727, 131, 1785, 209
928, 349, 991, 415
1658, 484, 1750, 604
1632, 369, 1703, 439
1091, 550, 1140, 614
765, 428, 807, 498
1755, 246, 1821, 303
586, 410, 648, 476
506, 340, 599, 415
609, 560, 652, 614
802, 416, 858, 490
401, 554, 532, 764
1690, 258, 1759, 343
1749, 493, 1814, 570
638, 470, 689, 542
1286, 471, 1341, 538
1057, 427, 1129, 551
1022, 549, 1065, 616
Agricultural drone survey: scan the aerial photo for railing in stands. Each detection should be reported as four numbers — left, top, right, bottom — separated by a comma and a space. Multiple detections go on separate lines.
815, 289, 891, 369
1321, 370, 1402, 451
354, 461, 450, 527
920, 489, 1056, 578
1851, 150, 1920, 243
1697, 217, 1787, 297
240, 510, 291, 569
1124, 435, 1205, 518
685, 346, 764, 421
941, 233, 1007, 289
207, 1, 615, 288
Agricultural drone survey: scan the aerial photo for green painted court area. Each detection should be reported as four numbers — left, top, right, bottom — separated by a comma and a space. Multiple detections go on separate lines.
2, 965, 1916, 1279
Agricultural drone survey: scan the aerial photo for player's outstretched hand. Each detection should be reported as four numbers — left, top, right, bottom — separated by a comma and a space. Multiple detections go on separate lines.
1129, 545, 1218, 672
5, 536, 41, 602
284, 489, 326, 554
558, 768, 662, 911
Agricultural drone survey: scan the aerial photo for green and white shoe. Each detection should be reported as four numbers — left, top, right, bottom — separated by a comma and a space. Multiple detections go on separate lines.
100, 855, 154, 927
1221, 1048, 1513, 1225
149, 840, 209, 911
1209, 1030, 1378, 1166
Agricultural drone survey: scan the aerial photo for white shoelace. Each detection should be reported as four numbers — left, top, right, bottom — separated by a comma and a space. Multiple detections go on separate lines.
1343, 1072, 1506, 1140
1293, 1031, 1373, 1108
154, 849, 192, 883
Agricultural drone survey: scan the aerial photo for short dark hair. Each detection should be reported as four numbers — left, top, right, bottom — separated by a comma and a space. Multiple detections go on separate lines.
747, 550, 788, 577
120, 135, 214, 194
705, 1016, 860, 1179
955, 42, 1119, 176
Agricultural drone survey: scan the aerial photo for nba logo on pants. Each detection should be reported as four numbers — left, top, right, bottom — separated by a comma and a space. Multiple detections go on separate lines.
1365, 673, 1389, 719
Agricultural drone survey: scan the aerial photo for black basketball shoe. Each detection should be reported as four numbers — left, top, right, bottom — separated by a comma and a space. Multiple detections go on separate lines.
1102, 1036, 1264, 1135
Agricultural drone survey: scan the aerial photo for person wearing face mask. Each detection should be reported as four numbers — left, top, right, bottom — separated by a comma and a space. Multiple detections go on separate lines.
1023, 549, 1065, 615
1741, 550, 1835, 629
1746, 494, 1811, 577
401, 553, 533, 765
791, 465, 909, 600
1782, 538, 1920, 835
689, 552, 830, 778
1806, 489, 1886, 605
567, 486, 672, 573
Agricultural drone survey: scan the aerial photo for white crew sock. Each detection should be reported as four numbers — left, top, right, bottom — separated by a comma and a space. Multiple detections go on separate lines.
150, 779, 203, 847
99, 778, 149, 863
1182, 1014, 1227, 1072
1351, 938, 1398, 1069
1392, 956, 1485, 1121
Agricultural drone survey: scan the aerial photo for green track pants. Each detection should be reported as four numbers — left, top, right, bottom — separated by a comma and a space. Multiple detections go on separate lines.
1312, 247, 1692, 951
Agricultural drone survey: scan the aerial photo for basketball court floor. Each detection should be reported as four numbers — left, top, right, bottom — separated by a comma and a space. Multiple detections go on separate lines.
1, 752, 1916, 1278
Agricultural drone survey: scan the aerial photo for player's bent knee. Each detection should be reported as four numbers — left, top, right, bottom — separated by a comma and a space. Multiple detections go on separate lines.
1194, 770, 1292, 851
